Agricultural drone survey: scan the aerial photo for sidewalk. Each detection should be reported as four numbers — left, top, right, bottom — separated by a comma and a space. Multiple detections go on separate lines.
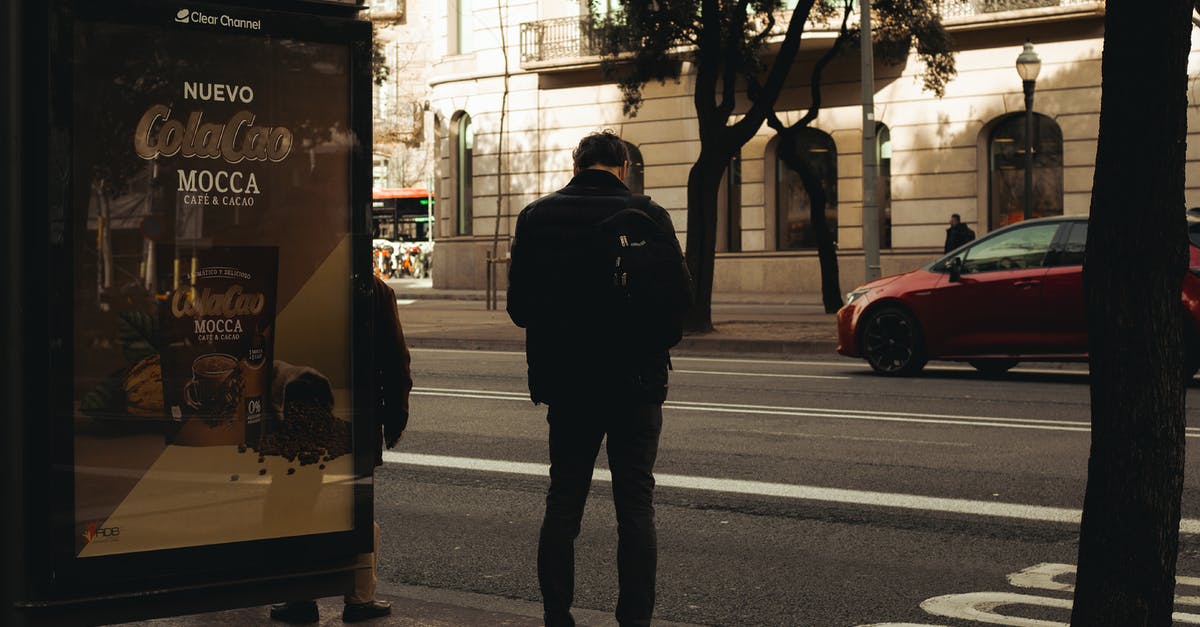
389, 280, 840, 357
117, 582, 707, 627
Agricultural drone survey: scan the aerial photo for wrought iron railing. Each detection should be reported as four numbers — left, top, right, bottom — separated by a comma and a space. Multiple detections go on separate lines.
519, 0, 1101, 66
519, 15, 603, 64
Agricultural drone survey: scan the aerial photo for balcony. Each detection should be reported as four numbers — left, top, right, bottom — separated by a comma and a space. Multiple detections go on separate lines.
519, 15, 604, 67
519, 0, 1103, 70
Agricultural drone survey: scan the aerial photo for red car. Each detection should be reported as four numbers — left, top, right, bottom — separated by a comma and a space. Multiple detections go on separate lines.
837, 216, 1200, 375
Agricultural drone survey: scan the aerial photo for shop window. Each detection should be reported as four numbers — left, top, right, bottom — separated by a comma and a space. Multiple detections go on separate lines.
623, 141, 644, 194
451, 112, 473, 236
988, 113, 1063, 229
776, 128, 838, 250
876, 122, 892, 249
718, 151, 742, 253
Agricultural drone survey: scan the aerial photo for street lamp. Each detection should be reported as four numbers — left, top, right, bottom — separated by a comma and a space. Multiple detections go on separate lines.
1016, 41, 1041, 221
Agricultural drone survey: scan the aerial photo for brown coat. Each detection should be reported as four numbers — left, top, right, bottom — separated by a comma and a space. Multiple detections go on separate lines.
371, 276, 413, 466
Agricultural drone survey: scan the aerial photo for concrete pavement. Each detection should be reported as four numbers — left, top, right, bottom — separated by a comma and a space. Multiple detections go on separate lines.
387, 278, 841, 357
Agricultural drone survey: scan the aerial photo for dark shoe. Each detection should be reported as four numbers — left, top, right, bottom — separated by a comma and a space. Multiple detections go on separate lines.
342, 600, 392, 622
269, 601, 318, 624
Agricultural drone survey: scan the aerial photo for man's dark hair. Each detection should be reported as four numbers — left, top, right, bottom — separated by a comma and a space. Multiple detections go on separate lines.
573, 130, 629, 169
951, 213, 961, 221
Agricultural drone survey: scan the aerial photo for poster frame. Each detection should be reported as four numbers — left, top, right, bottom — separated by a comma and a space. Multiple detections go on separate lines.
11, 0, 377, 617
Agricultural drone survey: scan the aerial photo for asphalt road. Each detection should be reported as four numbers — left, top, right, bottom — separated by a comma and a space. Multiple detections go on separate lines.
375, 349, 1200, 626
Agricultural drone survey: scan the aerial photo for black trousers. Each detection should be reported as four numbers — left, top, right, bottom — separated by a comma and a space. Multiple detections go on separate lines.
538, 401, 663, 627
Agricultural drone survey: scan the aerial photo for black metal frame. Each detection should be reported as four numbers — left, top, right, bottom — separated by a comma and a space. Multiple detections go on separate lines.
7, 0, 376, 622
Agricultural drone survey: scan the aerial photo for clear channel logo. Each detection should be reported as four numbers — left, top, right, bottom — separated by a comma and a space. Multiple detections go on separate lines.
174, 8, 263, 31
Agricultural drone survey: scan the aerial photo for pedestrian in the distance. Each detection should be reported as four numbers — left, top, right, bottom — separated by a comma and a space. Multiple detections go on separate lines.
507, 130, 692, 627
944, 213, 976, 254
269, 275, 412, 624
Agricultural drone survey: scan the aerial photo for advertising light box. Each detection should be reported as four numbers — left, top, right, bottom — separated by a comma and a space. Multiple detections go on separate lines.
7, 0, 376, 621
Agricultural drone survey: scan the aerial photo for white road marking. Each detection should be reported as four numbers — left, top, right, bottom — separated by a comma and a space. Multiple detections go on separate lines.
673, 356, 857, 367
395, 299, 417, 306
1006, 562, 1200, 606
673, 369, 850, 380
411, 348, 524, 356
411, 386, 1200, 437
1006, 563, 1075, 592
720, 428, 974, 447
410, 349, 1095, 377
675, 355, 1089, 375
383, 451, 1200, 534
921, 591, 1200, 626
921, 592, 1071, 627
859, 619, 950, 624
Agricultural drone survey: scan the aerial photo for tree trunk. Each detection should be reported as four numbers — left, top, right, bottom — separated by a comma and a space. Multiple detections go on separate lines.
777, 136, 843, 313
683, 151, 727, 333
1070, 2, 1192, 625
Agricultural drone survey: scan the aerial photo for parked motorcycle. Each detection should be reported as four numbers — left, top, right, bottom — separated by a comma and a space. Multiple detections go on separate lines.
372, 242, 395, 279
397, 244, 427, 279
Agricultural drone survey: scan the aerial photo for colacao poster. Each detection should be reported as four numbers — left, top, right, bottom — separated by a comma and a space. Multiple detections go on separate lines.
70, 6, 358, 558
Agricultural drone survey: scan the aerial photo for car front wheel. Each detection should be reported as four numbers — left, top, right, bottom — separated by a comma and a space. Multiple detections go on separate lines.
861, 306, 927, 376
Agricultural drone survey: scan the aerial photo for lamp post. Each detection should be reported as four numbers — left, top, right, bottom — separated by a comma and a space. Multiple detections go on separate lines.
1016, 41, 1041, 221
861, 0, 880, 282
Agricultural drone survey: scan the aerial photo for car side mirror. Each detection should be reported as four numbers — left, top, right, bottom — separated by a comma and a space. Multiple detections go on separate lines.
947, 256, 963, 282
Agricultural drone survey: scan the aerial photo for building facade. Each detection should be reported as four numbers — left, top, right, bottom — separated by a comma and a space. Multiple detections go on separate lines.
369, 0, 439, 191
421, 0, 1200, 294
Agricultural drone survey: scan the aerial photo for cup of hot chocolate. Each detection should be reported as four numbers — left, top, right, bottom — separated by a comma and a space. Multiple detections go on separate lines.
184, 353, 240, 414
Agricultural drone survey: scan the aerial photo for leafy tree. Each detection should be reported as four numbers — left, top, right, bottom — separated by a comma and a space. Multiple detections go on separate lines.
595, 0, 824, 332
594, 0, 954, 325
758, 0, 953, 312
1070, 1, 1193, 624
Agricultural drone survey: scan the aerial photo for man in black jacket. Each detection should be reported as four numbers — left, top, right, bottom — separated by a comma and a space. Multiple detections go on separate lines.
944, 213, 976, 254
507, 131, 690, 627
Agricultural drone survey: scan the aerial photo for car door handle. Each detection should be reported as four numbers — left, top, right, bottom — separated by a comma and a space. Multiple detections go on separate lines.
1013, 280, 1042, 288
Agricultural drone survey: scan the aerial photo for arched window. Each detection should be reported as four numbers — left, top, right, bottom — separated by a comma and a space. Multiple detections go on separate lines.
451, 112, 473, 236
727, 151, 743, 252
776, 128, 837, 250
988, 113, 1063, 229
876, 123, 892, 249
718, 150, 742, 253
623, 141, 644, 194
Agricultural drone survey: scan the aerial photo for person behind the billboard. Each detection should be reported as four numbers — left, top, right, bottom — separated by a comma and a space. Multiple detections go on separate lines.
270, 275, 413, 623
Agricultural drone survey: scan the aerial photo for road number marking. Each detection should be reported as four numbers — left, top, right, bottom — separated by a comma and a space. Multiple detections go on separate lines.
861, 563, 1200, 626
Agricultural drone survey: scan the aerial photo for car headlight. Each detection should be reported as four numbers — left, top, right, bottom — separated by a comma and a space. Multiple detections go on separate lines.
845, 288, 870, 305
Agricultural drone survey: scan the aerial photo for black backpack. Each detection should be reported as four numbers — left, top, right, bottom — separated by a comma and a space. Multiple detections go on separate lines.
595, 195, 691, 352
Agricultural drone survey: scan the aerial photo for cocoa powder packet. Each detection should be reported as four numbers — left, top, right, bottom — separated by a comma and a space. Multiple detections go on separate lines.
160, 246, 278, 446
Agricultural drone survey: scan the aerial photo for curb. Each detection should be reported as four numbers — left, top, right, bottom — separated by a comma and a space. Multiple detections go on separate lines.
406, 336, 838, 357
391, 291, 830, 308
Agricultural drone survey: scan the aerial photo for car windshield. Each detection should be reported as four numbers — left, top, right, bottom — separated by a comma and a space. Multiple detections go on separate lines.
1190, 221, 1200, 248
